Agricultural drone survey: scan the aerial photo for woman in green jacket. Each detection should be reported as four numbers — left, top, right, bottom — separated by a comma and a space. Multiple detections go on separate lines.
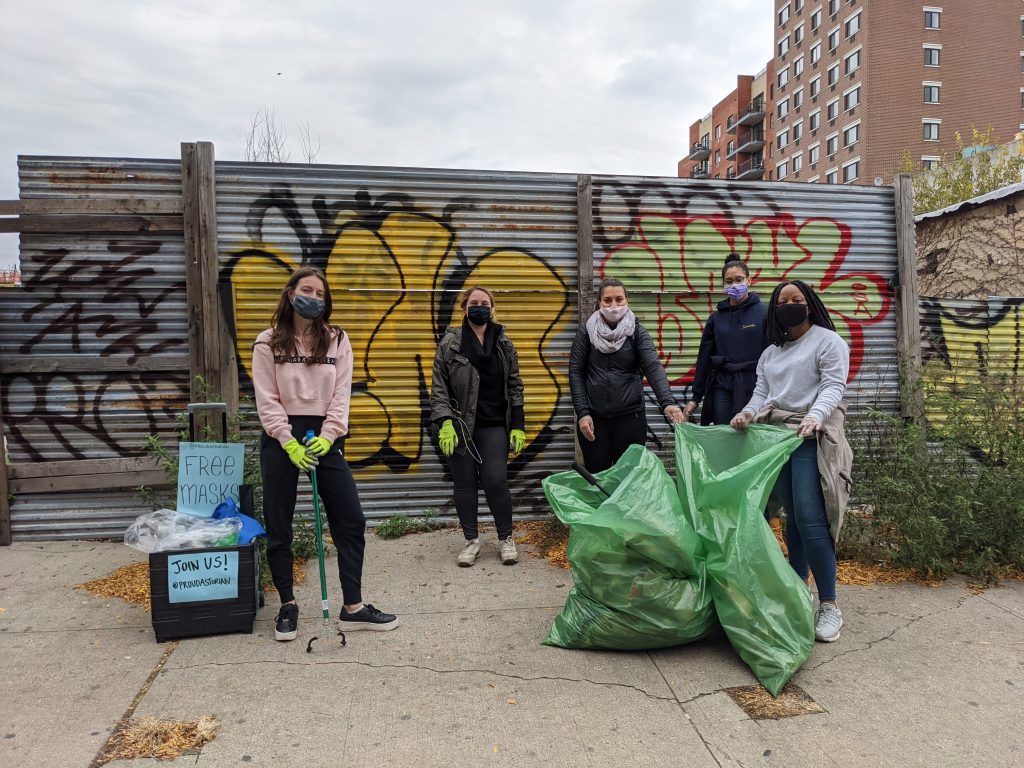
430, 286, 526, 568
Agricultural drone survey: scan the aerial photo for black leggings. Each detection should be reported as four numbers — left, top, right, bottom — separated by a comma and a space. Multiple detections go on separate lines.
260, 416, 365, 605
446, 425, 514, 540
578, 411, 647, 473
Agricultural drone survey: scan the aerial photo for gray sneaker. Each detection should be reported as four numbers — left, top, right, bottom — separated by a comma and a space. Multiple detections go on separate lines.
814, 602, 843, 642
457, 538, 481, 567
500, 536, 519, 565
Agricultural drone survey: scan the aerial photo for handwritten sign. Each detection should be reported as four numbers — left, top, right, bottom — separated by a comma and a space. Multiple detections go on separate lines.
167, 551, 240, 603
176, 442, 245, 518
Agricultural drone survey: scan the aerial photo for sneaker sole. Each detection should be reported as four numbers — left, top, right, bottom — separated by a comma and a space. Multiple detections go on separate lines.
457, 558, 477, 567
501, 555, 518, 565
338, 619, 399, 631
815, 619, 843, 643
275, 628, 297, 641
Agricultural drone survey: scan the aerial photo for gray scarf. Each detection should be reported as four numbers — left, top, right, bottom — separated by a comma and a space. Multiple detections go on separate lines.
586, 309, 636, 353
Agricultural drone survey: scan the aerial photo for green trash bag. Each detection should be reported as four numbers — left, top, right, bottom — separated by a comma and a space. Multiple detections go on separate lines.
541, 444, 717, 650
674, 423, 814, 696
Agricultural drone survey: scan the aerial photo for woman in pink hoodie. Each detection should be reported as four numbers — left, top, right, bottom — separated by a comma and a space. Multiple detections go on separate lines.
252, 266, 398, 642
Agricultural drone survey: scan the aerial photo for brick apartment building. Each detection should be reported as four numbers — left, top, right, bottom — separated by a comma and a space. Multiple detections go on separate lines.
681, 0, 1024, 185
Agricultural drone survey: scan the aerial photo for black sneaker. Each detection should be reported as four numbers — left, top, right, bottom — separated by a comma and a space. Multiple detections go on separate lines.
338, 603, 399, 631
274, 603, 298, 642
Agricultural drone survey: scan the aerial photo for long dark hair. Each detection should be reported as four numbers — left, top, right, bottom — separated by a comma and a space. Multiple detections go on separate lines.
766, 280, 835, 346
269, 266, 341, 362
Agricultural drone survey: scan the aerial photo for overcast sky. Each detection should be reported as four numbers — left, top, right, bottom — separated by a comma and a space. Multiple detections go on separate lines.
0, 0, 772, 265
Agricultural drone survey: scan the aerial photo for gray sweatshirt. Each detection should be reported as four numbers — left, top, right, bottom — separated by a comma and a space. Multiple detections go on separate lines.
741, 324, 849, 423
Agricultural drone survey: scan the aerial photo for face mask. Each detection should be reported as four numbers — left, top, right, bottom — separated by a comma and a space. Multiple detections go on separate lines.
599, 305, 628, 323
776, 302, 809, 328
725, 282, 749, 300
292, 294, 325, 320
467, 305, 491, 326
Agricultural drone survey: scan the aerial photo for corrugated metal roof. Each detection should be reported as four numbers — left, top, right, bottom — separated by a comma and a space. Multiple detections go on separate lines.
915, 180, 1024, 222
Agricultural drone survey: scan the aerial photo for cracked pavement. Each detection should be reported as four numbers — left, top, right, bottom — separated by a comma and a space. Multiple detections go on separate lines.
1, 531, 1021, 767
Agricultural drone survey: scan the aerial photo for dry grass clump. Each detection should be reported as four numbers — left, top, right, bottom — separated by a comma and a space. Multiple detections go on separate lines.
97, 716, 220, 764
517, 520, 569, 569
724, 682, 826, 718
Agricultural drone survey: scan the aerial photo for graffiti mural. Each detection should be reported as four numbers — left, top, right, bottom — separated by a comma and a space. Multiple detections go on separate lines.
221, 186, 571, 475
921, 297, 1024, 384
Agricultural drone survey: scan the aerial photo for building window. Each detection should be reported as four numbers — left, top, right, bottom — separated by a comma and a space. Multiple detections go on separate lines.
811, 41, 822, 64
809, 143, 821, 164
826, 168, 839, 184
810, 75, 821, 98
843, 122, 860, 147
811, 7, 822, 30
827, 98, 840, 121
923, 120, 940, 141
922, 155, 941, 170
924, 82, 941, 103
842, 158, 860, 183
779, 98, 790, 119
779, 35, 791, 57
793, 120, 804, 141
777, 130, 790, 150
716, 124, 722, 139
828, 26, 840, 51
826, 132, 839, 156
715, 149, 721, 164
827, 62, 840, 86
777, 160, 789, 179
845, 48, 861, 75
924, 8, 941, 29
793, 88, 805, 109
924, 45, 941, 67
779, 68, 790, 87
809, 108, 821, 131
1020, 52, 1024, 74
795, 0, 804, 12
793, 153, 804, 173
844, 11, 861, 38
844, 85, 860, 111
779, 3, 791, 25
795, 23, 805, 44
829, 0, 839, 16
728, 140, 736, 155
793, 55, 805, 77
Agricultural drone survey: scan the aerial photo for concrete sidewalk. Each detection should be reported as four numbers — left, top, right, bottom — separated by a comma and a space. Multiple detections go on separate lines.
1, 531, 1021, 768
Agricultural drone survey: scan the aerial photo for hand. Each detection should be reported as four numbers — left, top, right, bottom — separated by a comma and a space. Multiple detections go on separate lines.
797, 416, 822, 438
578, 416, 596, 442
283, 438, 318, 471
664, 405, 685, 425
730, 412, 753, 431
509, 428, 526, 455
303, 435, 332, 457
438, 419, 458, 457
683, 402, 698, 422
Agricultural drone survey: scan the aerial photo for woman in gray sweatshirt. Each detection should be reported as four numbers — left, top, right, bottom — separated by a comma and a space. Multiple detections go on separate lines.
730, 280, 849, 643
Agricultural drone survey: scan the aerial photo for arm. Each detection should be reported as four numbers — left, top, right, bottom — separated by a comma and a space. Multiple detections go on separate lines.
740, 349, 771, 416
690, 313, 716, 406
251, 339, 295, 447
568, 327, 592, 419
635, 324, 679, 412
320, 331, 353, 443
502, 336, 526, 431
807, 334, 850, 424
429, 335, 454, 426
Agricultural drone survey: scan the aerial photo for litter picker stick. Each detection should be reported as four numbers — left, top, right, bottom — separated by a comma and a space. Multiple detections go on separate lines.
306, 430, 330, 635
571, 461, 612, 499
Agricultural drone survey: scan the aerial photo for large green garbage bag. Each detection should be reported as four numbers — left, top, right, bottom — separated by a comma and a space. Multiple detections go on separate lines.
541, 444, 717, 650
674, 423, 814, 696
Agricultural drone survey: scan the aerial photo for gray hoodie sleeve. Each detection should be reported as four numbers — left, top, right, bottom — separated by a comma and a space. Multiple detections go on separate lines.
807, 332, 849, 423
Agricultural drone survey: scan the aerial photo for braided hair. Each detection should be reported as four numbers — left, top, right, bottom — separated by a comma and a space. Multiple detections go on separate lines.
766, 280, 836, 346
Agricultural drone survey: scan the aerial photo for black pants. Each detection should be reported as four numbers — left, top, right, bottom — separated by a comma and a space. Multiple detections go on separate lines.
260, 416, 365, 605
446, 425, 514, 540
578, 411, 647, 473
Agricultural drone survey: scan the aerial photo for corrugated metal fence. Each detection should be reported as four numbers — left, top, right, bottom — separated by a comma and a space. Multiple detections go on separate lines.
0, 153, 905, 540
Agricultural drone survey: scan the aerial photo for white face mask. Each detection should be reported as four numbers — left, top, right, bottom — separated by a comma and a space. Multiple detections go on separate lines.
599, 305, 628, 323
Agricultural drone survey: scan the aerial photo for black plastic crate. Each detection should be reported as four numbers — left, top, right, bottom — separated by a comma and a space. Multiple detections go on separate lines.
149, 541, 263, 643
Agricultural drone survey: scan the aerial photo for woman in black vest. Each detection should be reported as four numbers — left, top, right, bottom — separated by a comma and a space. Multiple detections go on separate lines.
569, 278, 685, 473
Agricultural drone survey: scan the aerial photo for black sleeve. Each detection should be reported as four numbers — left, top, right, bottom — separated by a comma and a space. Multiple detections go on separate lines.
635, 324, 679, 411
429, 338, 453, 426
568, 326, 592, 419
690, 312, 717, 405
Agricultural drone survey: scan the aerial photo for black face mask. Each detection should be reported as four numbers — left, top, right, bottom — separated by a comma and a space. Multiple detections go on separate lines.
776, 302, 809, 328
292, 294, 325, 320
467, 305, 491, 326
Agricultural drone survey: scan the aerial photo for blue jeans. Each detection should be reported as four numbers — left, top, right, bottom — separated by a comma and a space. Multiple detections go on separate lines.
710, 385, 735, 425
771, 438, 837, 602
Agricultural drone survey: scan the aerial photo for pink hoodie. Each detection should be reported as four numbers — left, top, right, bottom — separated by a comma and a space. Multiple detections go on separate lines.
252, 328, 353, 447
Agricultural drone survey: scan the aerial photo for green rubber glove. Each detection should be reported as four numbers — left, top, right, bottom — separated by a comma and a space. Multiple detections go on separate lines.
304, 435, 332, 457
283, 438, 318, 471
438, 419, 458, 457
509, 429, 526, 455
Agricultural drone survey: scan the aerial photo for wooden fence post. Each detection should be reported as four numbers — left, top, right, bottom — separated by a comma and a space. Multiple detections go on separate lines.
0, 415, 11, 545
894, 173, 924, 426
576, 175, 595, 322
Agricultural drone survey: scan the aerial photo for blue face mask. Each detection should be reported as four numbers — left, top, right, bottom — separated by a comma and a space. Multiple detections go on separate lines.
292, 294, 325, 320
725, 282, 749, 300
467, 305, 491, 326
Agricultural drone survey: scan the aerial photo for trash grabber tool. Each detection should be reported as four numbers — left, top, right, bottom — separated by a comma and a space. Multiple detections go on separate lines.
305, 429, 330, 636
571, 461, 612, 499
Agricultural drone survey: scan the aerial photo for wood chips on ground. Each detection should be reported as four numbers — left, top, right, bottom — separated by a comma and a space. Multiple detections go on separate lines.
516, 521, 570, 569
96, 716, 220, 764
76, 559, 307, 612
724, 682, 825, 718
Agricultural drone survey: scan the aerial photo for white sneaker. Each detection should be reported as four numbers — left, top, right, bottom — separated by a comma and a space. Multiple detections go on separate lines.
814, 602, 843, 642
457, 538, 481, 567
500, 536, 519, 565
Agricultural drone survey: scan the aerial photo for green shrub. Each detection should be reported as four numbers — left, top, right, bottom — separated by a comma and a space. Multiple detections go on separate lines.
375, 509, 445, 539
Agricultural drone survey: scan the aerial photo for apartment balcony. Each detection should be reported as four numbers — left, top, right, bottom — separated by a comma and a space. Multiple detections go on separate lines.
736, 97, 767, 126
688, 140, 711, 161
734, 128, 765, 154
726, 115, 738, 134
691, 162, 710, 179
735, 157, 765, 180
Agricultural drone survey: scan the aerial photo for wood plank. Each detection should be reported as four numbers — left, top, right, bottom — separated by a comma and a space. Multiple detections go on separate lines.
0, 416, 11, 545
0, 354, 190, 374
10, 470, 171, 494
0, 214, 183, 234
576, 174, 595, 322
0, 198, 183, 215
894, 174, 924, 426
182, 143, 206, 424
8, 456, 164, 481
